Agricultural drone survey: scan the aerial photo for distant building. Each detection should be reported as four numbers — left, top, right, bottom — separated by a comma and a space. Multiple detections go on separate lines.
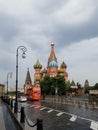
89, 90, 98, 101
0, 84, 5, 97
75, 88, 85, 96
9, 88, 24, 92
84, 80, 89, 87
24, 42, 68, 94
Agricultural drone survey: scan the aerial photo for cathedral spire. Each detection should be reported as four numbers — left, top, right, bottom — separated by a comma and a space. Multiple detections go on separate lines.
48, 41, 57, 66
25, 68, 32, 85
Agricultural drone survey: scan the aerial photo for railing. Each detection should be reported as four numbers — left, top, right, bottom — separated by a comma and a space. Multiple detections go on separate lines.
42, 95, 98, 108
20, 107, 43, 130
1, 97, 43, 130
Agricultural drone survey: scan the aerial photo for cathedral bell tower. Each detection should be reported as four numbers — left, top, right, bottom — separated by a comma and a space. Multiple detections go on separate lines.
34, 60, 42, 87
24, 68, 32, 94
47, 42, 58, 77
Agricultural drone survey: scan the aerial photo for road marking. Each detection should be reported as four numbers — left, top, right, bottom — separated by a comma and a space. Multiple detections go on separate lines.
30, 105, 35, 107
90, 121, 98, 130
34, 106, 40, 108
47, 109, 53, 113
29, 104, 98, 128
70, 115, 77, 122
56, 112, 63, 117
26, 104, 30, 107
40, 107, 46, 110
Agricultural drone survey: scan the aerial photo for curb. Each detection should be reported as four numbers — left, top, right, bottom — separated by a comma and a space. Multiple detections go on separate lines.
6, 104, 24, 130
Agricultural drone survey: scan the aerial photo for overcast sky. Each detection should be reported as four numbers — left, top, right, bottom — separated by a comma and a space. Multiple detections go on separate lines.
0, 0, 98, 88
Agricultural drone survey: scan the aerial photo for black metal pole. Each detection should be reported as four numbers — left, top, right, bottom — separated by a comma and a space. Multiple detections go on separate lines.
14, 46, 27, 113
7, 78, 8, 97
20, 107, 25, 123
15, 49, 18, 113
37, 119, 43, 130
11, 99, 13, 109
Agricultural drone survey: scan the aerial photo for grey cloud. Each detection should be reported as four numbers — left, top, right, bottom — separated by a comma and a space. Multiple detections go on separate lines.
51, 15, 98, 50
0, 56, 14, 71
0, 0, 98, 86
0, 12, 20, 42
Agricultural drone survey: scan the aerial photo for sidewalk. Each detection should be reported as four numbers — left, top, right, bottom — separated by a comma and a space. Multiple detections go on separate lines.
0, 99, 22, 130
0, 100, 6, 130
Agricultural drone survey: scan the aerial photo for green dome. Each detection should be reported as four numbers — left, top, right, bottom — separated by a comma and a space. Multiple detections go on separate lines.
34, 60, 42, 69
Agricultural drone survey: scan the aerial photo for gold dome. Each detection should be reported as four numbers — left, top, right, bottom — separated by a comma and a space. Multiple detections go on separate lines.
58, 68, 64, 73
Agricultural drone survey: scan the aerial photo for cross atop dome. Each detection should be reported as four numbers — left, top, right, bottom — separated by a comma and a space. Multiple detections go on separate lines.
51, 41, 54, 46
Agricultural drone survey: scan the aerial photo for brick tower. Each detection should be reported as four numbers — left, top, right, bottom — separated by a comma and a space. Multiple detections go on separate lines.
34, 60, 42, 87
47, 42, 58, 77
24, 68, 32, 94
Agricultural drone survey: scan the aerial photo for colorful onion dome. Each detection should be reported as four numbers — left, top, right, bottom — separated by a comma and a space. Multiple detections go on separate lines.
34, 60, 42, 69
60, 61, 67, 68
49, 60, 58, 67
58, 68, 64, 73
41, 68, 47, 73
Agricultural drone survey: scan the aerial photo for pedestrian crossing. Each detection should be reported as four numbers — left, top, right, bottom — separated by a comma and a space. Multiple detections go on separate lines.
47, 109, 53, 113
25, 103, 98, 130
40, 107, 46, 110
56, 112, 64, 117
90, 121, 98, 130
69, 115, 77, 122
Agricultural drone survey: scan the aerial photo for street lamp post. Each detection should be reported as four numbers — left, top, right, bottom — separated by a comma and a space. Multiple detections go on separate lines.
55, 77, 58, 101
14, 46, 27, 113
7, 72, 12, 96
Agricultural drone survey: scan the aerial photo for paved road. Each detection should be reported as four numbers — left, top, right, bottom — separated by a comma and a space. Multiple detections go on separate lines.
18, 100, 98, 130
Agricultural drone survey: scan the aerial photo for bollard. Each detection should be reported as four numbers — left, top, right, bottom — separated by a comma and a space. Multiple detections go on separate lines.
37, 119, 43, 130
7, 98, 9, 104
8, 99, 11, 105
14, 102, 18, 113
10, 100, 13, 109
20, 107, 25, 123
14, 102, 17, 113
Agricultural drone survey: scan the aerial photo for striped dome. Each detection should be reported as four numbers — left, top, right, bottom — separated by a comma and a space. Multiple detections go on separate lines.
49, 60, 58, 67
34, 60, 42, 69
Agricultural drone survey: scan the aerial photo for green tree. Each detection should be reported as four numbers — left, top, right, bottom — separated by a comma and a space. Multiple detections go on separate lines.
40, 76, 51, 94
77, 82, 82, 89
66, 80, 71, 92
94, 83, 98, 90
54, 76, 66, 95
71, 80, 76, 86
40, 75, 67, 95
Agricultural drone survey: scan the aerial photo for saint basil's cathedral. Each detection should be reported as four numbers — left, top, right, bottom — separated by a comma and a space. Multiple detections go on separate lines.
24, 42, 68, 94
